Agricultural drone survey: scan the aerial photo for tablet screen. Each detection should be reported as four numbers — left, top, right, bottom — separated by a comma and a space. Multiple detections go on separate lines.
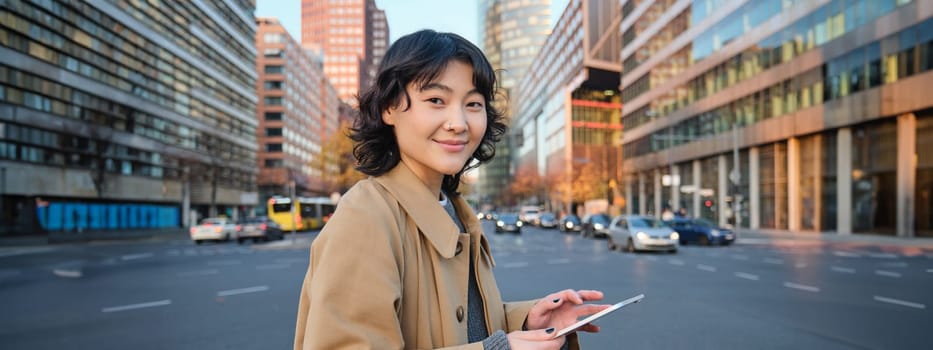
553, 294, 644, 338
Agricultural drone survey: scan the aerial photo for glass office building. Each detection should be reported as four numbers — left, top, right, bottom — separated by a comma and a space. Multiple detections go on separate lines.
621, 0, 932, 237
0, 1, 259, 235
512, 0, 623, 214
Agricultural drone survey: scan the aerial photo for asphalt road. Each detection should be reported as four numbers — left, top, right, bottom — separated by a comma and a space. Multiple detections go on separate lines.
1, 222, 931, 349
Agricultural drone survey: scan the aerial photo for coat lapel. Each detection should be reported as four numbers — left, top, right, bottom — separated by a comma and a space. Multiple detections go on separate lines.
373, 163, 460, 258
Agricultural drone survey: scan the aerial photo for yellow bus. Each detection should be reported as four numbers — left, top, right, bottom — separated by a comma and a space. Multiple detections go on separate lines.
267, 196, 337, 231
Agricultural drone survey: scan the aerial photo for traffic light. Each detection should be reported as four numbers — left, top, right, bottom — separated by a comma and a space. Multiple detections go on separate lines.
704, 200, 713, 207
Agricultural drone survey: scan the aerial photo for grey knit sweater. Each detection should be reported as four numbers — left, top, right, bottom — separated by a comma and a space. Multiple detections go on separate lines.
440, 193, 510, 350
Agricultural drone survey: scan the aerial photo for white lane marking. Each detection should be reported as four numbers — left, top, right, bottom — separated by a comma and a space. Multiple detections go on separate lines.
547, 258, 570, 265
927, 269, 933, 273
697, 264, 717, 272
735, 272, 759, 281
833, 251, 861, 258
668, 259, 685, 266
217, 285, 269, 297
763, 258, 785, 265
207, 260, 241, 266
53, 269, 82, 278
795, 263, 808, 268
502, 262, 529, 268
167, 250, 180, 256
102, 300, 171, 313
732, 255, 749, 261
256, 264, 290, 270
645, 256, 659, 261
831, 266, 856, 274
121, 252, 154, 261
784, 282, 820, 292
177, 269, 219, 277
875, 270, 902, 278
873, 296, 926, 309
868, 253, 897, 259
184, 249, 198, 256
0, 247, 55, 258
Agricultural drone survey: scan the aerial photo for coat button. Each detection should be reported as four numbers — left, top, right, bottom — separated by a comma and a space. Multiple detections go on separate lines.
455, 242, 463, 256
456, 306, 465, 323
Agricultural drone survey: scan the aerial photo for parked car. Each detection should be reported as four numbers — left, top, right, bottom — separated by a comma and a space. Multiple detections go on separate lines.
519, 206, 541, 225
536, 213, 558, 229
581, 213, 612, 238
607, 215, 679, 253
559, 214, 582, 233
190, 217, 238, 244
495, 213, 523, 233
236, 216, 283, 243
665, 217, 735, 245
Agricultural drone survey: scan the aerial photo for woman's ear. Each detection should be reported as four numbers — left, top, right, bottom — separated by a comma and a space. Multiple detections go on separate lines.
382, 108, 395, 126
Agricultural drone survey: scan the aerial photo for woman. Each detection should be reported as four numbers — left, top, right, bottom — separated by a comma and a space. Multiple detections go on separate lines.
295, 29, 608, 350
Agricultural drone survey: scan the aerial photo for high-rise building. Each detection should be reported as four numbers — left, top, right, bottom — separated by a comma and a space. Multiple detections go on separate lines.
301, 0, 387, 103
0, 0, 259, 236
478, 0, 553, 207
620, 0, 932, 238
511, 0, 623, 215
256, 18, 338, 201
367, 2, 389, 89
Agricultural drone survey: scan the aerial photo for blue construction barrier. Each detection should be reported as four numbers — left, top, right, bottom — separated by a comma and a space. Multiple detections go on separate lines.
37, 202, 180, 231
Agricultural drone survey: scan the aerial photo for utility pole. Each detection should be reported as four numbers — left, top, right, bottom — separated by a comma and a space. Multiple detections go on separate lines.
290, 178, 297, 244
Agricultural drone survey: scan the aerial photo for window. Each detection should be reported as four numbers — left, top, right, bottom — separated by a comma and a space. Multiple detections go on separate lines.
266, 128, 282, 137
266, 143, 282, 152
264, 81, 283, 90
264, 159, 283, 167
264, 112, 283, 120
264, 65, 284, 74
264, 97, 282, 105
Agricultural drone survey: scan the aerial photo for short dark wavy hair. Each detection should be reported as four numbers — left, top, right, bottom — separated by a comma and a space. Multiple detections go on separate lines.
351, 29, 507, 194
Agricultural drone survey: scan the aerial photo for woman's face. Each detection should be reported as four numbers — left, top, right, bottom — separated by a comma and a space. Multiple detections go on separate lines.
382, 60, 488, 189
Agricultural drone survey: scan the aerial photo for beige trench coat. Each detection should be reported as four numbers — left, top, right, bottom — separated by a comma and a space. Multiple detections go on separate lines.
294, 163, 580, 349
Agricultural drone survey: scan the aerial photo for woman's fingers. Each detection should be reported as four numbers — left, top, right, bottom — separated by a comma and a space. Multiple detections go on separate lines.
577, 289, 604, 302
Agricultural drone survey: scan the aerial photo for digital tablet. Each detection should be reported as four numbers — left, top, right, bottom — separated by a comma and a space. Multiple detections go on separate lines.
552, 294, 644, 338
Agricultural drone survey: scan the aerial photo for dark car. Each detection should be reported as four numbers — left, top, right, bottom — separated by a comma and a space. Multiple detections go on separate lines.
495, 214, 522, 233
536, 213, 558, 229
665, 217, 735, 246
236, 216, 283, 243
559, 214, 582, 233
581, 213, 611, 238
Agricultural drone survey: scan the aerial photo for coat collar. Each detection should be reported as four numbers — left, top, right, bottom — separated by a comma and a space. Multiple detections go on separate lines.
373, 162, 461, 258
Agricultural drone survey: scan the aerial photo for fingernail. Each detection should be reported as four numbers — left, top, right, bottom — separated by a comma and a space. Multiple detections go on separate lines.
546, 327, 555, 334
552, 298, 560, 303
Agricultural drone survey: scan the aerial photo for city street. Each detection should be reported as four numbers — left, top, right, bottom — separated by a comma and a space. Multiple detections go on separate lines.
1, 222, 932, 349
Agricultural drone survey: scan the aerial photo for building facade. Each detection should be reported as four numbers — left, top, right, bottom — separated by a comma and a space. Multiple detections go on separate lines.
301, 0, 386, 104
478, 0, 553, 206
620, 0, 933, 237
512, 0, 623, 215
0, 0, 259, 235
256, 18, 338, 202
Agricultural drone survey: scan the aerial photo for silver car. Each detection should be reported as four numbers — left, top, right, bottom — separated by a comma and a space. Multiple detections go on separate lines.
607, 215, 679, 253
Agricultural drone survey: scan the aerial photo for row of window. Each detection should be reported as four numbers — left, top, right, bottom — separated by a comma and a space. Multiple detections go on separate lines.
623, 1, 924, 131
624, 25, 933, 159
1, 1, 256, 129
0, 64, 256, 159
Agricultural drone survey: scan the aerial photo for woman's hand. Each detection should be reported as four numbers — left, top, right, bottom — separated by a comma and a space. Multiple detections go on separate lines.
524, 289, 610, 334
506, 327, 566, 350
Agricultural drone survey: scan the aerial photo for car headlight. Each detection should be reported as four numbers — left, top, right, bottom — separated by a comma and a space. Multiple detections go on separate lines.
516, 221, 523, 227
565, 222, 574, 228
477, 213, 484, 219
670, 232, 680, 240
710, 229, 720, 236
636, 232, 648, 240
497, 221, 504, 226
594, 223, 604, 230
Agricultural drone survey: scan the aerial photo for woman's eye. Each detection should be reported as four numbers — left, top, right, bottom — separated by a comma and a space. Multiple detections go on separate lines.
467, 101, 484, 108
426, 98, 444, 105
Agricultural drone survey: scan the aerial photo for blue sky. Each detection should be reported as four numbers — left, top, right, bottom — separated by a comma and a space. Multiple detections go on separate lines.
255, 0, 570, 47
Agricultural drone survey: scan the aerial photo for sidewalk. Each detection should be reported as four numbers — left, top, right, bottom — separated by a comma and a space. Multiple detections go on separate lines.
735, 229, 933, 249
0, 228, 189, 247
